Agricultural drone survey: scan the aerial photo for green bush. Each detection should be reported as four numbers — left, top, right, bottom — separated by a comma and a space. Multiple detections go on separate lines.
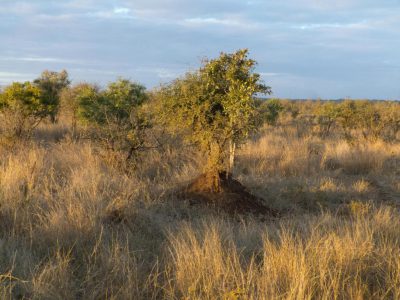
0, 81, 45, 137
258, 99, 284, 126
33, 70, 70, 122
61, 79, 149, 161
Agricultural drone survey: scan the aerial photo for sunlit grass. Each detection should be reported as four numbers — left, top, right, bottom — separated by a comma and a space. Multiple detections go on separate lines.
0, 118, 399, 299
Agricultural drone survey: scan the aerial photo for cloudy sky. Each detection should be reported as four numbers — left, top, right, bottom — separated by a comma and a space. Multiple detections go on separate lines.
1, 0, 399, 99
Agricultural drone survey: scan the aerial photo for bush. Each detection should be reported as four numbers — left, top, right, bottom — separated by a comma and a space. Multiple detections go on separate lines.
0, 82, 45, 138
33, 70, 70, 123
61, 79, 150, 161
257, 99, 284, 126
314, 101, 341, 137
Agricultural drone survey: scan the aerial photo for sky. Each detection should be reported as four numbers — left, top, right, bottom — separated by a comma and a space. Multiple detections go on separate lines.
0, 0, 399, 99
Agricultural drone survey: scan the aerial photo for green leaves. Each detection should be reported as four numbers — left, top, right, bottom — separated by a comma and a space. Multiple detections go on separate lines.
103, 78, 148, 124
64, 79, 147, 127
0, 82, 46, 137
2, 82, 43, 116
258, 99, 284, 126
61, 79, 149, 160
157, 49, 272, 172
33, 70, 70, 121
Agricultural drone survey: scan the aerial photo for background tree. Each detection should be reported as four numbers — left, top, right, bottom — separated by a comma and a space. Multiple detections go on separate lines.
336, 100, 359, 140
60, 83, 101, 133
34, 70, 70, 122
315, 101, 341, 137
62, 79, 149, 160
101, 78, 149, 160
157, 49, 271, 191
0, 81, 43, 137
256, 99, 284, 126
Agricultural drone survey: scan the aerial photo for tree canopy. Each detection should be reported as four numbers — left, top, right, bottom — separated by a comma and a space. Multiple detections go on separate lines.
157, 49, 271, 177
34, 70, 70, 122
0, 81, 44, 136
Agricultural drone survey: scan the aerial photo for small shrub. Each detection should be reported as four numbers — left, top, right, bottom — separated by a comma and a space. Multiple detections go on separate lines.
0, 82, 45, 138
257, 99, 284, 126
61, 79, 150, 162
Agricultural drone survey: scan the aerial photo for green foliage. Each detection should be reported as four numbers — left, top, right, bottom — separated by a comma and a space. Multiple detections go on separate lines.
0, 82, 45, 137
34, 70, 70, 122
258, 99, 284, 125
2, 82, 43, 115
282, 100, 300, 119
336, 100, 358, 136
75, 84, 107, 125
315, 101, 341, 137
0, 89, 6, 109
63, 79, 148, 126
60, 83, 95, 128
103, 78, 148, 124
383, 102, 400, 139
314, 100, 399, 140
61, 79, 149, 160
157, 49, 271, 173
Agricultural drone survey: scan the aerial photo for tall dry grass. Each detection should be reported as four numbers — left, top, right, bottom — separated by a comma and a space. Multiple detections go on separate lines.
240, 126, 400, 177
166, 207, 400, 299
0, 120, 399, 299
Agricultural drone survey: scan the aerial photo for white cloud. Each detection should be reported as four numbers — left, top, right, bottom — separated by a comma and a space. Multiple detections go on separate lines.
0, 72, 36, 84
35, 13, 75, 21
292, 21, 369, 30
154, 68, 180, 79
86, 7, 135, 19
0, 56, 80, 64
113, 7, 131, 14
0, 2, 37, 15
259, 72, 281, 77
183, 16, 259, 29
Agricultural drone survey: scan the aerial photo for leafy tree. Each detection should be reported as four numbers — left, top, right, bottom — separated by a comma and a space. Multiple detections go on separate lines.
34, 70, 70, 122
258, 99, 284, 126
157, 49, 271, 190
315, 101, 341, 137
101, 79, 149, 160
333, 100, 358, 140
103, 78, 147, 123
62, 79, 149, 160
382, 102, 400, 140
0, 81, 44, 137
60, 83, 103, 131
355, 101, 384, 140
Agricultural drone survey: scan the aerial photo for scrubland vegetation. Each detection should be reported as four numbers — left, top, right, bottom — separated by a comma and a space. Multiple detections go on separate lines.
0, 50, 399, 299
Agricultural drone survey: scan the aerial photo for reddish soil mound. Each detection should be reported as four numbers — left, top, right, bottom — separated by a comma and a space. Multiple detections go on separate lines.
179, 172, 279, 217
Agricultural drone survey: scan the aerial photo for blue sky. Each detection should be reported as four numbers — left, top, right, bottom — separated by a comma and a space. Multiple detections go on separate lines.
0, 0, 399, 99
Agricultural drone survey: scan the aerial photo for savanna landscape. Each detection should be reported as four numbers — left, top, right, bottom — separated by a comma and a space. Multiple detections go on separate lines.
0, 49, 399, 299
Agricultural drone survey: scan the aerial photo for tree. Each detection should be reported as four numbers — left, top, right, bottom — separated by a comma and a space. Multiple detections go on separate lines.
315, 101, 341, 137
103, 78, 147, 123
60, 83, 102, 132
0, 81, 44, 137
101, 79, 149, 160
34, 70, 70, 122
257, 99, 284, 126
62, 79, 149, 160
157, 49, 271, 191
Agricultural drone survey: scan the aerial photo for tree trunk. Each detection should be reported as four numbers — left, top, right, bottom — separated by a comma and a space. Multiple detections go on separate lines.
227, 140, 236, 179
203, 142, 224, 192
